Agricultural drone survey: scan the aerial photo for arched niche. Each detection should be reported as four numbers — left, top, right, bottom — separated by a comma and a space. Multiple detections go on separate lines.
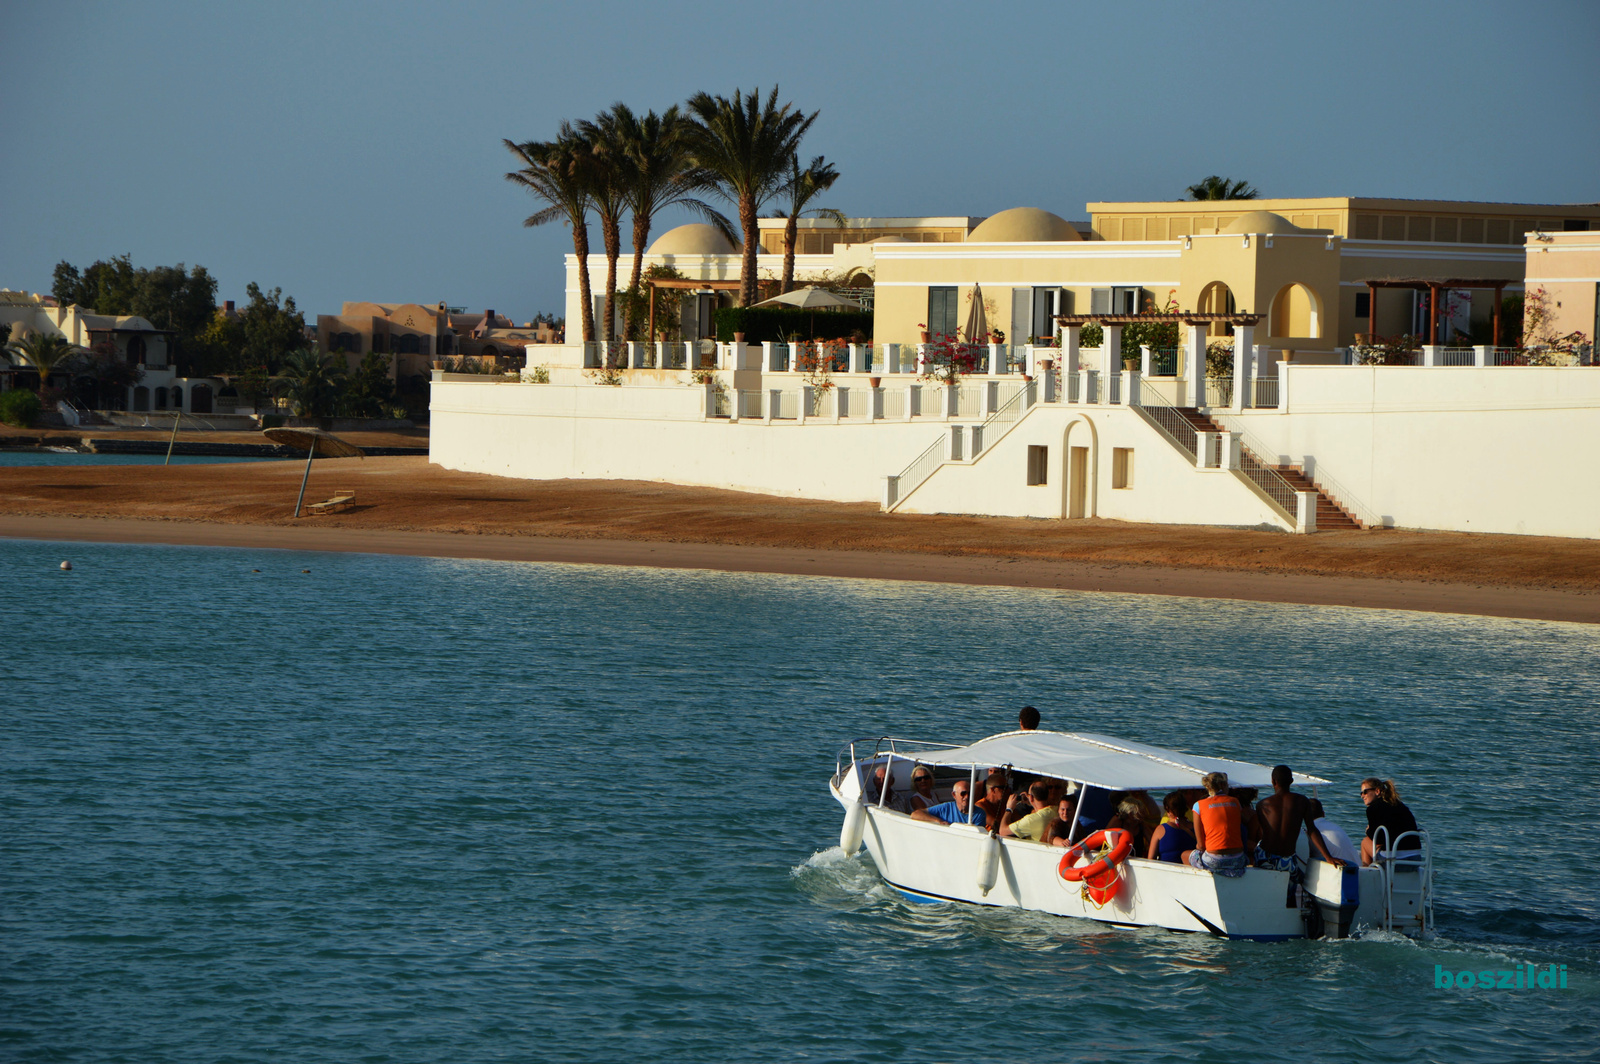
1270, 283, 1322, 339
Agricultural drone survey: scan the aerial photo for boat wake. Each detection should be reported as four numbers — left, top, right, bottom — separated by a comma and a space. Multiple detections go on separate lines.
790, 846, 897, 910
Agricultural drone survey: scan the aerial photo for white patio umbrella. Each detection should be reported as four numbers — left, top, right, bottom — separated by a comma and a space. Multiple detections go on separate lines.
751, 286, 861, 310
262, 427, 365, 517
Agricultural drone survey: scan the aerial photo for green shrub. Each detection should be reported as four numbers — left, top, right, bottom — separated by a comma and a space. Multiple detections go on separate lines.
713, 306, 872, 343
0, 389, 42, 427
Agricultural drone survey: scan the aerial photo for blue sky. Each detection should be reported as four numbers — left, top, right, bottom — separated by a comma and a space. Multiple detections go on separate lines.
3, 0, 1596, 324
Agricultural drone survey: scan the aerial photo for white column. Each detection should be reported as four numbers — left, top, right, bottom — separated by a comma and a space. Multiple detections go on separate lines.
1195, 431, 1216, 469
985, 380, 999, 416
1102, 325, 1122, 379
988, 343, 1002, 375
916, 344, 928, 376
799, 386, 812, 423
1422, 345, 1440, 368
1473, 345, 1489, 367
870, 385, 883, 421
882, 475, 899, 510
1140, 344, 1152, 377
1063, 324, 1081, 374
948, 425, 964, 461
905, 385, 917, 420
1079, 369, 1094, 405
1295, 491, 1319, 534
1223, 431, 1243, 470
1231, 325, 1254, 413
1124, 369, 1141, 407
884, 343, 900, 374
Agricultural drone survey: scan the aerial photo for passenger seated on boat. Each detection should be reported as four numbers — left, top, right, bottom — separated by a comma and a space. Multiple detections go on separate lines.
999, 781, 1057, 842
866, 765, 916, 814
1106, 798, 1152, 858
1148, 791, 1197, 862
974, 775, 1009, 827
1045, 796, 1080, 847
911, 780, 986, 828
1182, 772, 1248, 878
908, 766, 937, 812
1359, 777, 1421, 866
1126, 790, 1162, 831
1307, 799, 1360, 865
1255, 765, 1338, 869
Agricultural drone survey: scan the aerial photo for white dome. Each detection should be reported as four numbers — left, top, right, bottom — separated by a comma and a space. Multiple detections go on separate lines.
646, 223, 737, 256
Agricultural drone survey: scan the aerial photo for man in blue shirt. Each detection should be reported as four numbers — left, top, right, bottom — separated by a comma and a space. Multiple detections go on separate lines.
912, 780, 987, 828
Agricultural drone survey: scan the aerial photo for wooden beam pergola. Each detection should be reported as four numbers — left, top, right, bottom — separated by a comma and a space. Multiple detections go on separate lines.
1055, 312, 1263, 326
1360, 278, 1510, 346
644, 278, 743, 343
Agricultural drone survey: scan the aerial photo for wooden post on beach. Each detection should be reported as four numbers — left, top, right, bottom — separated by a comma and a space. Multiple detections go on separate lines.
293, 438, 317, 518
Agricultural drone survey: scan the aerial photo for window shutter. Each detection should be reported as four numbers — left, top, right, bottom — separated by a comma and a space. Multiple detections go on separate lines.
1090, 288, 1111, 315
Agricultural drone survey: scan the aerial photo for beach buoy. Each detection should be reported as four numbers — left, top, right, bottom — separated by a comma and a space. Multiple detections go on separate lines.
976, 832, 1001, 895
839, 802, 866, 855
60, 560, 72, 571
301, 569, 310, 574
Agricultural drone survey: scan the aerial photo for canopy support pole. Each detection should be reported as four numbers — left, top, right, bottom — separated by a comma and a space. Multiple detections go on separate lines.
294, 438, 316, 517
164, 413, 180, 465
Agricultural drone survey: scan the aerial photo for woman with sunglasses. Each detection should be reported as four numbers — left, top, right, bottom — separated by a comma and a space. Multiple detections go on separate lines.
1359, 777, 1420, 866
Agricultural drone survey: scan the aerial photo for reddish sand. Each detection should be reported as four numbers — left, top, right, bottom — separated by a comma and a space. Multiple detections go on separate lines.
2, 455, 1597, 623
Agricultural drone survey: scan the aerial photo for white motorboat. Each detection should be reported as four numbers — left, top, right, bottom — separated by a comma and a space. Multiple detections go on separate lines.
830, 730, 1432, 940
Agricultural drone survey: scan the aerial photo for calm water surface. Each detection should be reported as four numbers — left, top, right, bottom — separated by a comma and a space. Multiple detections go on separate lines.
3, 540, 1596, 1063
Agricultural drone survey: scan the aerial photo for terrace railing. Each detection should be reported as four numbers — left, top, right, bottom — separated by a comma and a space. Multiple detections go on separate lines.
737, 389, 764, 419
1438, 347, 1476, 366
1148, 347, 1179, 376
1135, 379, 1200, 460
1252, 378, 1280, 409
882, 388, 907, 419
771, 390, 799, 420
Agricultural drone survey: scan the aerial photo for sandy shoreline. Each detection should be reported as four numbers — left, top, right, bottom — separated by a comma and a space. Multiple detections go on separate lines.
3, 455, 1597, 623
4, 513, 1596, 624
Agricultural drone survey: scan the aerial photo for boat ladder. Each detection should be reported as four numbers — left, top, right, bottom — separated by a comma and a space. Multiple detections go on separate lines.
1373, 828, 1433, 936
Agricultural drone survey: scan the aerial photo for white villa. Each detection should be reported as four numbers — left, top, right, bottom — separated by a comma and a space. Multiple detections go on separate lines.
430, 198, 1600, 540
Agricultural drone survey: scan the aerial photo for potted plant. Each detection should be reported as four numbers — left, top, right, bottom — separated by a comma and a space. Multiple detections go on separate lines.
868, 376, 881, 388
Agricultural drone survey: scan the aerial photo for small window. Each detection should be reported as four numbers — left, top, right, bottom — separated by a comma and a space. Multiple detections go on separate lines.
1354, 292, 1370, 317
1027, 445, 1048, 486
1112, 448, 1134, 489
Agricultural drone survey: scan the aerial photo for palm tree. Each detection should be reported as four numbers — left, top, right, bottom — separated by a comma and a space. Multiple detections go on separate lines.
505, 129, 598, 342
5, 331, 82, 395
587, 104, 731, 305
1186, 176, 1259, 201
777, 154, 842, 293
571, 119, 630, 343
270, 348, 347, 418
685, 86, 819, 307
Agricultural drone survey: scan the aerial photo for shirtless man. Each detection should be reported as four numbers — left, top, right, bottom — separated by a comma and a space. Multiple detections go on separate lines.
1255, 765, 1339, 869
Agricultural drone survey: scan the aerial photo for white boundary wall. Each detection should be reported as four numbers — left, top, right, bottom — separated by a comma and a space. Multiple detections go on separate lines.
1222, 365, 1600, 538
430, 380, 944, 501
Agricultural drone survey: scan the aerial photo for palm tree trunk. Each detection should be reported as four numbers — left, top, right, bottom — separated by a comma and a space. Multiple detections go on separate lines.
627, 216, 651, 339
739, 197, 759, 307
782, 213, 799, 293
573, 224, 596, 343
601, 216, 622, 343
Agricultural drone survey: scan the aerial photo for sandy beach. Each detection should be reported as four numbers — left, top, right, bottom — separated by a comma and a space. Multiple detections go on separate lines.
2, 454, 1597, 623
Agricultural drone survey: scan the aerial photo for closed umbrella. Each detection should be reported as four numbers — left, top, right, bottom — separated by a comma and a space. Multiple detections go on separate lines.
261, 427, 365, 517
963, 283, 989, 343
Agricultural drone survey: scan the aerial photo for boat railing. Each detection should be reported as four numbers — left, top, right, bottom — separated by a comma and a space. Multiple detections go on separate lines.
1371, 826, 1433, 936
834, 737, 964, 789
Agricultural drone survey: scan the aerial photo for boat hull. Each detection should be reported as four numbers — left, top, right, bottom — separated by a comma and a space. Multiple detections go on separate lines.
848, 794, 1386, 940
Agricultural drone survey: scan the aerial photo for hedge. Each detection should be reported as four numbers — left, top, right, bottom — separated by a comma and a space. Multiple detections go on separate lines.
0, 389, 42, 427
713, 307, 873, 343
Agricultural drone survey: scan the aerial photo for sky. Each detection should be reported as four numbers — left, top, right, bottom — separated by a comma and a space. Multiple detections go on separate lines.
3, 0, 1597, 325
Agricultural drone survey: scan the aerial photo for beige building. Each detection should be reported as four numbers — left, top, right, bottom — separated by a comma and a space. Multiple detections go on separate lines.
317, 303, 561, 378
574, 198, 1600, 359
1523, 229, 1600, 345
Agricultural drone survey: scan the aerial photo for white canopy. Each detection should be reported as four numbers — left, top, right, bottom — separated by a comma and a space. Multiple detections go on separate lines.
910, 730, 1330, 792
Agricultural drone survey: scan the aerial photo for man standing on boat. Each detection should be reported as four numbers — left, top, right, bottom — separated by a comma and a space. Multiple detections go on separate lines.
1018, 706, 1040, 731
1255, 765, 1340, 869
1182, 772, 1248, 877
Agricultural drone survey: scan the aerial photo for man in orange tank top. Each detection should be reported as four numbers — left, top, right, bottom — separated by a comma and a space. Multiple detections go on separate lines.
1180, 771, 1248, 878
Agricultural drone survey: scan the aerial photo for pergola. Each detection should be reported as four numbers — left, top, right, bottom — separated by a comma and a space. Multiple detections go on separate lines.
644, 278, 742, 342
1055, 312, 1263, 327
1360, 278, 1508, 346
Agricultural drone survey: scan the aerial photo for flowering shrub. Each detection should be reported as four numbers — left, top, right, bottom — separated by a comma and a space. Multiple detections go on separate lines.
795, 337, 848, 391
919, 332, 986, 384
1349, 334, 1420, 366
1521, 287, 1590, 366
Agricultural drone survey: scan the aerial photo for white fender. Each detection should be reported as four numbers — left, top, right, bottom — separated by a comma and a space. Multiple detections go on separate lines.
976, 832, 1000, 895
839, 801, 866, 854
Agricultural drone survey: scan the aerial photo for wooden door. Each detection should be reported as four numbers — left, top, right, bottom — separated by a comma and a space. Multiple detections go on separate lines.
1069, 446, 1088, 518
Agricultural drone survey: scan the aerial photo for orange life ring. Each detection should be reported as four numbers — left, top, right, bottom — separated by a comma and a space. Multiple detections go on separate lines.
1057, 829, 1134, 883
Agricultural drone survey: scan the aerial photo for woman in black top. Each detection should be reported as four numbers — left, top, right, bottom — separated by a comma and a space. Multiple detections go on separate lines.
1359, 777, 1420, 866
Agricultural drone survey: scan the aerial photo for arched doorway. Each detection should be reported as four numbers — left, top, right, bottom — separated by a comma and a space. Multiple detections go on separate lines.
1061, 416, 1098, 519
190, 384, 213, 414
132, 386, 149, 411
154, 387, 168, 410
1197, 282, 1237, 336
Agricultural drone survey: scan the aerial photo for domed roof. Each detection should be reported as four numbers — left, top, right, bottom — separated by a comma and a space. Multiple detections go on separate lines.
968, 208, 1080, 242
646, 223, 736, 256
1220, 211, 1304, 235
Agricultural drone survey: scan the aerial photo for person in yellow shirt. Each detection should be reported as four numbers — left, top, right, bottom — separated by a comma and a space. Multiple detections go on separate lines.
999, 780, 1057, 842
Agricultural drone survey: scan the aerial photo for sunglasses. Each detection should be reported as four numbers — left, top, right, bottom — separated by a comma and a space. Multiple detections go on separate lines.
1360, 788, 1377, 795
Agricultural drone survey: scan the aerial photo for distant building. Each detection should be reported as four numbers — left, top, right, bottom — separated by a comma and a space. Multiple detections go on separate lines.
1523, 229, 1600, 345
316, 302, 560, 377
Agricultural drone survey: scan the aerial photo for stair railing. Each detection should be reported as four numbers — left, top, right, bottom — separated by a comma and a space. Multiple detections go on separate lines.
1213, 415, 1381, 529
889, 434, 947, 508
1135, 379, 1200, 460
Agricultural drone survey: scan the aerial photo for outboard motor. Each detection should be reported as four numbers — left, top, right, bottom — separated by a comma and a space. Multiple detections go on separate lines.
1315, 866, 1362, 939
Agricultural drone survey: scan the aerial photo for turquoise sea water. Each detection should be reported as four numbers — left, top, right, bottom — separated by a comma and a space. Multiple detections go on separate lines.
3, 540, 1596, 1063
